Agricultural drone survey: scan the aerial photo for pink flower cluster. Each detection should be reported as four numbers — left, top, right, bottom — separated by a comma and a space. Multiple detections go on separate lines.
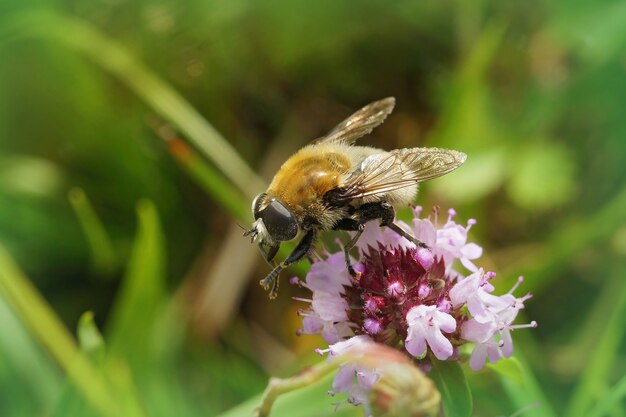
293, 207, 536, 405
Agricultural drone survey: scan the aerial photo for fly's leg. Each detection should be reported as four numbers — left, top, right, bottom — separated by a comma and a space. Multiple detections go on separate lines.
332, 218, 363, 277
344, 226, 364, 277
258, 243, 279, 266
377, 202, 429, 248
333, 202, 428, 252
259, 229, 316, 299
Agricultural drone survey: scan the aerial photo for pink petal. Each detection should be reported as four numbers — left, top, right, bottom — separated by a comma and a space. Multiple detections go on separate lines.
425, 326, 453, 360
449, 270, 481, 307
356, 368, 380, 389
312, 292, 348, 321
501, 328, 514, 357
460, 256, 479, 272
301, 316, 323, 334
306, 253, 351, 292
469, 344, 488, 371
328, 335, 372, 358
405, 329, 427, 358
332, 365, 356, 392
461, 243, 483, 260
412, 219, 437, 246
434, 310, 457, 333
461, 319, 496, 343
487, 343, 502, 363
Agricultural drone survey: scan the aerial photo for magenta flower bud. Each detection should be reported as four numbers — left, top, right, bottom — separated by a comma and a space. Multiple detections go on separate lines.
418, 283, 431, 300
414, 247, 434, 270
437, 298, 452, 313
386, 281, 405, 299
364, 295, 385, 314
363, 318, 383, 335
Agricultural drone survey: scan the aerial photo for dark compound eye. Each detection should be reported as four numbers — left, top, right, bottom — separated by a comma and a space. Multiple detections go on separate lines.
261, 199, 298, 241
252, 193, 267, 220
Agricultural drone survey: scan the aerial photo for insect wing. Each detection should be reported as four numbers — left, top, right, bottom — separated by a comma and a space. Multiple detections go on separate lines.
338, 147, 467, 200
316, 97, 396, 144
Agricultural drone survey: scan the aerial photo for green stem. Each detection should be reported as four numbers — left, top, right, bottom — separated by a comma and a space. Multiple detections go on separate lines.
1, 9, 264, 200
254, 361, 336, 417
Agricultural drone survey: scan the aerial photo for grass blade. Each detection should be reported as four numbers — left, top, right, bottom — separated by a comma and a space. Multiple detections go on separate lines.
564, 265, 626, 417
1, 9, 264, 199
69, 188, 117, 276
163, 133, 250, 222
106, 199, 166, 366
0, 244, 141, 417
587, 374, 626, 417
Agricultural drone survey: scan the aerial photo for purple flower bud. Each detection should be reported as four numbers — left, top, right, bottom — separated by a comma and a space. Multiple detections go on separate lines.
363, 318, 383, 335
386, 281, 405, 299
418, 283, 431, 300
414, 247, 434, 270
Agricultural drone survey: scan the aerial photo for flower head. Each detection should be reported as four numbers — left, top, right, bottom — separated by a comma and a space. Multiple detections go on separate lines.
294, 207, 535, 407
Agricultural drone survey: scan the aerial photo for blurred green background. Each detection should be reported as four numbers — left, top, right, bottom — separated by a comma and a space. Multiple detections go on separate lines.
1, 0, 625, 416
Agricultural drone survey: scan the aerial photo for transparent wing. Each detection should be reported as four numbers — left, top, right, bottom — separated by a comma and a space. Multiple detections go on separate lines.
336, 147, 467, 201
316, 97, 395, 144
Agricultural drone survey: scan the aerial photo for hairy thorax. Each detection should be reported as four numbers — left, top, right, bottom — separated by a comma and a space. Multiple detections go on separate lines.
266, 145, 353, 227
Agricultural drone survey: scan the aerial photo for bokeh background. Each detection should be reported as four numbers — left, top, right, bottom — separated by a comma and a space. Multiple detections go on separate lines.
1, 1, 625, 416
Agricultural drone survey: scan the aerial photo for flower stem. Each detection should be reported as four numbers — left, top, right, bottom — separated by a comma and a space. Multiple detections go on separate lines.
254, 361, 337, 417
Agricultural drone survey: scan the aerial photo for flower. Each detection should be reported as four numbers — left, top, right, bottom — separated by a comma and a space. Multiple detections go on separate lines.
293, 207, 535, 407
405, 305, 456, 360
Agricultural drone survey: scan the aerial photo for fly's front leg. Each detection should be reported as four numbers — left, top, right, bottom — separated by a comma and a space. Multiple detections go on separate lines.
260, 229, 316, 299
258, 243, 279, 266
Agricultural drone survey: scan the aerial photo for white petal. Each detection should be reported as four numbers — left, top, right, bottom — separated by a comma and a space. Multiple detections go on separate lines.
461, 319, 496, 343
332, 365, 356, 393
312, 292, 348, 321
449, 270, 481, 307
461, 243, 483, 259
469, 344, 488, 371
301, 315, 323, 334
356, 368, 380, 389
487, 343, 503, 363
413, 219, 437, 246
425, 327, 453, 360
434, 310, 457, 333
460, 256, 479, 272
501, 328, 514, 357
405, 329, 427, 358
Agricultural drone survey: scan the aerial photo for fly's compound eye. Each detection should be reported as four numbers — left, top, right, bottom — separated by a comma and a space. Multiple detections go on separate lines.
261, 198, 298, 241
252, 193, 267, 220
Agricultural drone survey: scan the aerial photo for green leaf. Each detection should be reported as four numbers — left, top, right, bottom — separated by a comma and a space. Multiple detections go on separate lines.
106, 200, 166, 367
487, 357, 525, 388
499, 353, 558, 417
78, 311, 106, 365
0, 244, 140, 417
587, 374, 626, 417
430, 360, 472, 417
564, 266, 626, 417
0, 295, 62, 415
68, 188, 117, 277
